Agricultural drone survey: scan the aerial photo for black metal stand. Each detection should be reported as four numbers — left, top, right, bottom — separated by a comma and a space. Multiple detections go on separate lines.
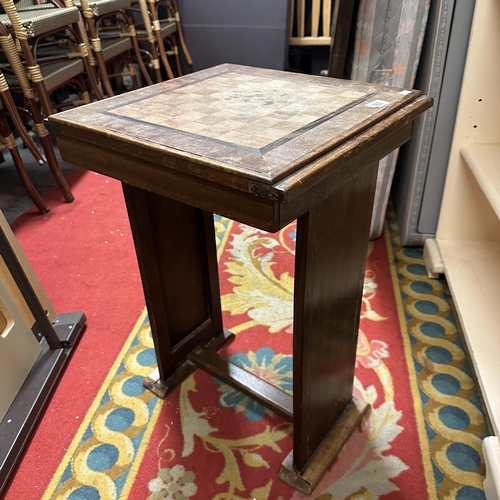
0, 222, 86, 494
0, 311, 86, 494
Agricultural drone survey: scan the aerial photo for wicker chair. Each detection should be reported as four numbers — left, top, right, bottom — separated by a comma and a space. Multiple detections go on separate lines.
0, 22, 74, 204
0, 112, 49, 213
128, 0, 182, 80
0, 0, 104, 115
0, 68, 59, 213
33, 23, 142, 95
75, 0, 153, 93
103, 0, 162, 81
159, 0, 191, 66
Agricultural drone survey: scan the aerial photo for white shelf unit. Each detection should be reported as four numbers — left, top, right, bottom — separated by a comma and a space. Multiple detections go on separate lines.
423, 1, 500, 498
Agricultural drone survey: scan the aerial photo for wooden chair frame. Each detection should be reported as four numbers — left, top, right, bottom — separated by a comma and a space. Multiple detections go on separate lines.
0, 0, 104, 116
0, 22, 74, 203
78, 0, 153, 95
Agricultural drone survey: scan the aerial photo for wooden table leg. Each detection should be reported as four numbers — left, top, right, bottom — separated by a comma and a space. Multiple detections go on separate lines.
122, 183, 230, 397
278, 163, 378, 494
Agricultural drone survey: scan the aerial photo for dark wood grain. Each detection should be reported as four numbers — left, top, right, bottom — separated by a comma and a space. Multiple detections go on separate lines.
292, 162, 378, 470
327, 0, 358, 79
274, 97, 430, 203
278, 397, 370, 494
144, 329, 235, 398
122, 184, 223, 380
47, 64, 426, 185
188, 347, 293, 422
53, 96, 431, 233
57, 135, 279, 231
47, 64, 432, 495
277, 122, 412, 227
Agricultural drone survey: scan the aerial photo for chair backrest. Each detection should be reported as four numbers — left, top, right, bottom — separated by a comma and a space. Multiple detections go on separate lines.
289, 0, 333, 47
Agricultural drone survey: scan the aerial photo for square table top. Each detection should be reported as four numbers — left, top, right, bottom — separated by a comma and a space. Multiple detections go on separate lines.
47, 64, 428, 186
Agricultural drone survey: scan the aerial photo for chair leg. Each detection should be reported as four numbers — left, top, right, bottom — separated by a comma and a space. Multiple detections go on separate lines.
7, 104, 45, 165
94, 48, 115, 96
85, 18, 115, 96
137, 0, 163, 82
150, 43, 164, 82
169, 36, 182, 76
169, 0, 192, 65
39, 133, 74, 203
11, 145, 50, 214
70, 22, 105, 100
148, 0, 174, 79
25, 95, 74, 203
14, 116, 45, 165
124, 16, 154, 86
154, 30, 174, 79
0, 113, 49, 214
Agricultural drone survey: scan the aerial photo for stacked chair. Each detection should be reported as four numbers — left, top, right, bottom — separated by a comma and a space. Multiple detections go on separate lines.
0, 0, 192, 213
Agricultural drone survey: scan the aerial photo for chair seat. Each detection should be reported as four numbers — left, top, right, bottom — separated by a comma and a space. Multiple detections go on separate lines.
101, 36, 131, 60
136, 20, 176, 38
74, 0, 131, 17
5, 58, 84, 91
36, 37, 131, 61
16, 3, 56, 11
0, 6, 80, 37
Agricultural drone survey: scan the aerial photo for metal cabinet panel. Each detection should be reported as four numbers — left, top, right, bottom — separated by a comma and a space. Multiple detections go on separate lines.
0, 279, 41, 423
392, 0, 475, 246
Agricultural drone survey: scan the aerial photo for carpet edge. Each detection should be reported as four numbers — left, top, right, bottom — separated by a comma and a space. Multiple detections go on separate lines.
383, 217, 438, 500
41, 308, 149, 500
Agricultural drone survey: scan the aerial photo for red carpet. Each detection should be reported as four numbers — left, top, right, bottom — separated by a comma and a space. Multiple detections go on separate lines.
2, 169, 490, 499
4, 170, 144, 499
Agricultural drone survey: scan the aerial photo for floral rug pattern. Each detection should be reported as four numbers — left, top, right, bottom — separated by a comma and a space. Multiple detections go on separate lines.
42, 213, 490, 500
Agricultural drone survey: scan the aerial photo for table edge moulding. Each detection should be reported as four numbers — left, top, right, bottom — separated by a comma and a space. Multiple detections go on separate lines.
47, 63, 432, 495
421, 1, 500, 499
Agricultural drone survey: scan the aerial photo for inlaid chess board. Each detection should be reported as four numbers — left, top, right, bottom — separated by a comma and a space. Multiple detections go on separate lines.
49, 64, 423, 184
109, 73, 368, 150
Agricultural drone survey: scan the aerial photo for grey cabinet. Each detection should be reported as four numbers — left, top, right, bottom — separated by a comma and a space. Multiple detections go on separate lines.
392, 0, 476, 246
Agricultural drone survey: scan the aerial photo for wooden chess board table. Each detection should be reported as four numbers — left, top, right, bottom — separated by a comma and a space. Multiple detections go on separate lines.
47, 64, 431, 495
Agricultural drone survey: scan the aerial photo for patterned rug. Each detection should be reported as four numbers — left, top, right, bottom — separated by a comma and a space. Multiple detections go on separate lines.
37, 208, 490, 500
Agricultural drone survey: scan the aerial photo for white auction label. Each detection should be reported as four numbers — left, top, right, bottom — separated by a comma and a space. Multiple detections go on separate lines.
365, 100, 390, 108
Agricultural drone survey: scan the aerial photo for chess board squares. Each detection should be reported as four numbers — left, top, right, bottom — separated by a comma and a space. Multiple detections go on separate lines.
211, 109, 240, 120
195, 114, 228, 126
199, 120, 246, 138
109, 72, 372, 149
111, 73, 368, 130
231, 113, 262, 123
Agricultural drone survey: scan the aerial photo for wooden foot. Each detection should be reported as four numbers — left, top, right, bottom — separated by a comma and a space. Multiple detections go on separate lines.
144, 328, 235, 398
278, 397, 370, 495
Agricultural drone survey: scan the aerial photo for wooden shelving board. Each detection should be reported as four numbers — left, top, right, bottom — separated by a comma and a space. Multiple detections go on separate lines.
438, 239, 500, 435
461, 144, 500, 220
